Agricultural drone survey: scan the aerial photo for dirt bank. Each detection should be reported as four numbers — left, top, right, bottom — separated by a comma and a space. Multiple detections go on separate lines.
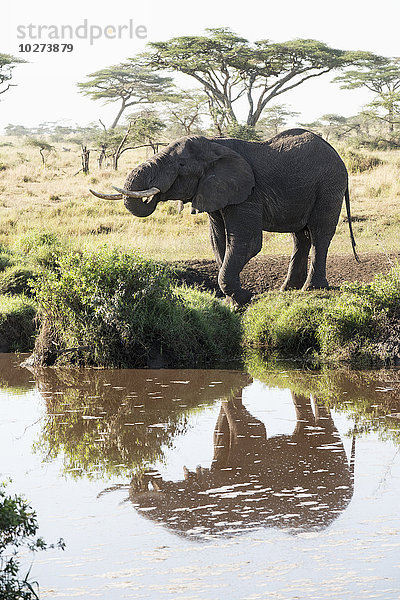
173, 252, 400, 296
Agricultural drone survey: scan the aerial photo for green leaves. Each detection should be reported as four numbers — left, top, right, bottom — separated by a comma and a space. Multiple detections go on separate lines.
146, 29, 380, 130
0, 53, 26, 94
0, 481, 64, 599
77, 58, 175, 128
32, 248, 241, 368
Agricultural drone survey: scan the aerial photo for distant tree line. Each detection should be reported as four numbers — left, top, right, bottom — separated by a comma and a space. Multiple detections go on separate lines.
2, 28, 400, 172
74, 28, 400, 149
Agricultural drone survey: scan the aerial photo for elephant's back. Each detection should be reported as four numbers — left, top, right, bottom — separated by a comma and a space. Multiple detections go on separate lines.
266, 128, 344, 164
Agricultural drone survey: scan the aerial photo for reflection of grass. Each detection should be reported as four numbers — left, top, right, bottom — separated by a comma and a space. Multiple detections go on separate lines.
246, 351, 400, 445
243, 269, 400, 367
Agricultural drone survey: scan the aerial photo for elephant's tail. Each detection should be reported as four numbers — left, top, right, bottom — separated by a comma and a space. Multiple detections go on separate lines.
345, 187, 360, 263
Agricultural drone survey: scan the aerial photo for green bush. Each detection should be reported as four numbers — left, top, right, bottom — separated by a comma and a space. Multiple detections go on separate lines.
0, 244, 15, 272
32, 248, 241, 368
0, 253, 13, 272
243, 270, 400, 366
243, 291, 327, 360
0, 295, 37, 352
0, 266, 37, 296
341, 149, 383, 174
15, 232, 63, 269
0, 481, 64, 599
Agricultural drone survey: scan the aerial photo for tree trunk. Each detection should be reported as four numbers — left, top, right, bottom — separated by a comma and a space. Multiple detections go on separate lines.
98, 145, 106, 169
113, 153, 119, 171
81, 146, 90, 174
111, 100, 126, 129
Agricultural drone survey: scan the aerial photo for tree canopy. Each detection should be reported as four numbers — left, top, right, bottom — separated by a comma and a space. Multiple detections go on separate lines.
256, 104, 300, 137
145, 28, 379, 130
335, 57, 400, 133
0, 53, 26, 96
96, 110, 166, 169
164, 90, 208, 136
77, 58, 175, 129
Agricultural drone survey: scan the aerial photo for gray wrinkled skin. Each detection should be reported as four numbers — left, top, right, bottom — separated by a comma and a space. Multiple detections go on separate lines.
119, 129, 353, 306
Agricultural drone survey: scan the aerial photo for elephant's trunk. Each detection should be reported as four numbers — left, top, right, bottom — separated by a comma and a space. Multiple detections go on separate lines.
111, 185, 160, 218
89, 186, 160, 217
123, 195, 158, 218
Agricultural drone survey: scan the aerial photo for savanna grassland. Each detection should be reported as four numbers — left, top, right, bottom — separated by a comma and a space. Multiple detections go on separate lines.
0, 137, 399, 260
1, 135, 400, 368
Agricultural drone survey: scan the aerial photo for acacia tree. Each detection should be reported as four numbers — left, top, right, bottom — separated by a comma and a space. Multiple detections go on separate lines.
256, 104, 300, 137
145, 28, 378, 131
164, 90, 208, 136
77, 58, 175, 129
0, 53, 25, 96
96, 110, 166, 170
26, 138, 55, 165
335, 58, 400, 133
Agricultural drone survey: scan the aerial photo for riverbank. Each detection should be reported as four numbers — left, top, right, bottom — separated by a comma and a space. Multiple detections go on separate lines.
1, 242, 400, 367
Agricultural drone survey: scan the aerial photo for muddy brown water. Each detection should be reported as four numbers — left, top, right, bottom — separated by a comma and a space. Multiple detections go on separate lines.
1, 354, 400, 599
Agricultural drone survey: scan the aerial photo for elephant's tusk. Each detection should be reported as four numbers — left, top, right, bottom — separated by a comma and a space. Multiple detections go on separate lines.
112, 186, 160, 198
89, 189, 123, 200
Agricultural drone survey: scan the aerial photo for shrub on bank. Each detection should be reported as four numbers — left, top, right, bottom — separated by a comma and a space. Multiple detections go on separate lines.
0, 265, 37, 296
0, 248, 14, 272
242, 270, 400, 366
0, 295, 37, 352
32, 248, 241, 368
15, 231, 64, 269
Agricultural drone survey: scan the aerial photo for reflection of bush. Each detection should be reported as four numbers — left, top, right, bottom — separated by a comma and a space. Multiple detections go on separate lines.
0, 355, 34, 392
33, 368, 250, 479
246, 351, 400, 444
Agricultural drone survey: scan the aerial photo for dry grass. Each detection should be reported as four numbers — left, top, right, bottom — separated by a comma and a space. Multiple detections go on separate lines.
0, 137, 399, 261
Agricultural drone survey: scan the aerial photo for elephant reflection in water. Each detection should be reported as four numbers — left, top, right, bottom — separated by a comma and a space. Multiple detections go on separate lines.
130, 392, 355, 537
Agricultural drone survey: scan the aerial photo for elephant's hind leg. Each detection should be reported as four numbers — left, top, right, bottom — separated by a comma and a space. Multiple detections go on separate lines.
302, 185, 345, 290
302, 228, 333, 290
281, 228, 311, 291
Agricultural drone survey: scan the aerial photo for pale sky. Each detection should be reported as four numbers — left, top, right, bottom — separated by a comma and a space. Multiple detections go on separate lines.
1, 0, 399, 133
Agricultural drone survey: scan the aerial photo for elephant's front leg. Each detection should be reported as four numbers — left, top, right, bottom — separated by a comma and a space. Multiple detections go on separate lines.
212, 203, 262, 306
209, 211, 226, 270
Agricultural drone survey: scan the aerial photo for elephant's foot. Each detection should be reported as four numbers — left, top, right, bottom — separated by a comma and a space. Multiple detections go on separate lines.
280, 279, 305, 292
225, 288, 253, 308
302, 278, 329, 291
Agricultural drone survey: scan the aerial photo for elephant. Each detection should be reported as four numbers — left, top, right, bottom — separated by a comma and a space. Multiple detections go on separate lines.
90, 128, 359, 306
129, 390, 355, 538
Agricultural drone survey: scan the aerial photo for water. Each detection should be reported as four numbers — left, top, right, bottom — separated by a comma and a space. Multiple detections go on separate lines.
1, 353, 400, 599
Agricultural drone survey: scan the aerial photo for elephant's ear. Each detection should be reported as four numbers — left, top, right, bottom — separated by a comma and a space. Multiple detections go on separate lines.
192, 142, 255, 213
